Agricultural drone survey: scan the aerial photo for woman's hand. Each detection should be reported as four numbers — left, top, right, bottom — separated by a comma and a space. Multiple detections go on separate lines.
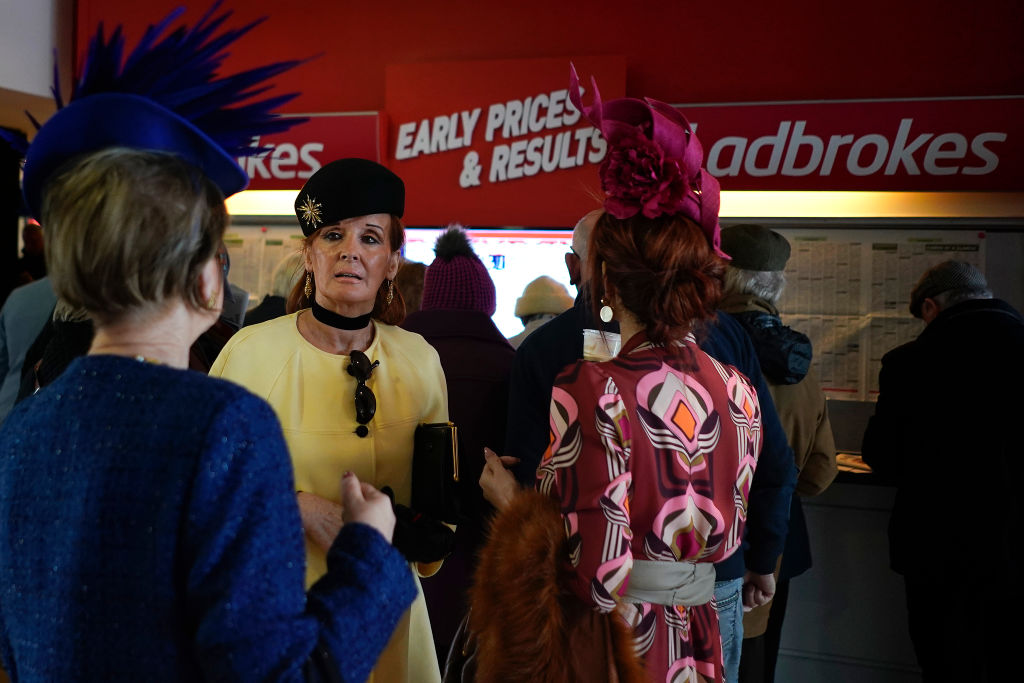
296, 490, 345, 553
479, 448, 521, 512
340, 471, 397, 543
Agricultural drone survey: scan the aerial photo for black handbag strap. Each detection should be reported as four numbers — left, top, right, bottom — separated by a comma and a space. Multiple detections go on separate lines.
442, 611, 477, 683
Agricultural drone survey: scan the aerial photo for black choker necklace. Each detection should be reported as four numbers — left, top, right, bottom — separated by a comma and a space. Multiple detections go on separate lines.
311, 300, 372, 330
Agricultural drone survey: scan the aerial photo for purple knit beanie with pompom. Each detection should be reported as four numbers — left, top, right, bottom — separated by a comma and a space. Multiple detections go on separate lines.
420, 225, 496, 315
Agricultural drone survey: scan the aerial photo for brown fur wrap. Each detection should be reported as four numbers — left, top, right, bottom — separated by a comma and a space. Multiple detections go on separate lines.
468, 489, 649, 683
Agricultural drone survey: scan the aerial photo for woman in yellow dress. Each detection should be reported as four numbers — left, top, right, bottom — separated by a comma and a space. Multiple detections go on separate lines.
210, 158, 448, 683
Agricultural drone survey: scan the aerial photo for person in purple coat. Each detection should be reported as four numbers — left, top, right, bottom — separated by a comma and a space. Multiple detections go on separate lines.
402, 225, 516, 662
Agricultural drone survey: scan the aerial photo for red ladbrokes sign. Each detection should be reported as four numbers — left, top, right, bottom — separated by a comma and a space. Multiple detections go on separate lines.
243, 56, 1021, 225
684, 98, 1021, 191
237, 113, 384, 190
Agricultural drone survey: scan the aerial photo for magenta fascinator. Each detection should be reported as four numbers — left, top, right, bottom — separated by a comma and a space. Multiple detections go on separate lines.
569, 65, 725, 257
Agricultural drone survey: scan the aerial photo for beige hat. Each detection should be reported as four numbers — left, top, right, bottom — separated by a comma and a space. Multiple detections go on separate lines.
515, 276, 574, 318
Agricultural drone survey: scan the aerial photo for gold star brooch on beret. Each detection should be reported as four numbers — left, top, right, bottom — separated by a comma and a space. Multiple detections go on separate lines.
298, 195, 323, 230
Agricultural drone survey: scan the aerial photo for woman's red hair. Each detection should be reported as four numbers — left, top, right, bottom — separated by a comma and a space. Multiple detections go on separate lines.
588, 213, 725, 346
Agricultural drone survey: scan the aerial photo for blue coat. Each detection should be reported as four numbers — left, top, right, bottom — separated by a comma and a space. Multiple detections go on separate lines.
0, 355, 416, 681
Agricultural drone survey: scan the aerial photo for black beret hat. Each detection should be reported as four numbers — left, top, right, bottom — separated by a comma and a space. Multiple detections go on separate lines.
294, 158, 405, 236
720, 224, 791, 272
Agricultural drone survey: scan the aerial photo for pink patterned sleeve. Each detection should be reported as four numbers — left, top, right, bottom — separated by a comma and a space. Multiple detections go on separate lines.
537, 363, 633, 613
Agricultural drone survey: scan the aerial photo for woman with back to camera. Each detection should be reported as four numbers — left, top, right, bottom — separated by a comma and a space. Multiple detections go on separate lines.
475, 69, 764, 683
0, 10, 415, 681
211, 158, 450, 683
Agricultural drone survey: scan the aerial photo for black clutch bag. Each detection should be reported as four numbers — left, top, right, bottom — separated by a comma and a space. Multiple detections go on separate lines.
412, 421, 460, 524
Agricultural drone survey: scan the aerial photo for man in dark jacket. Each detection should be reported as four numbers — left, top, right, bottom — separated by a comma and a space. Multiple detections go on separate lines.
505, 211, 797, 683
719, 225, 837, 683
862, 260, 1022, 683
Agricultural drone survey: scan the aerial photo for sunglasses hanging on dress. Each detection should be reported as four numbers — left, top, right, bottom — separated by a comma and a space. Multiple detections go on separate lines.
346, 350, 379, 437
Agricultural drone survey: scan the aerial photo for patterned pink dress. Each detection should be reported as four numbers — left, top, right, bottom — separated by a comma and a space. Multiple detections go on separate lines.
537, 333, 762, 683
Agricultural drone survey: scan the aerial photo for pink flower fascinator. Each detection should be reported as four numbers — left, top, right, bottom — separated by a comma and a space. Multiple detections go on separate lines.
569, 64, 726, 257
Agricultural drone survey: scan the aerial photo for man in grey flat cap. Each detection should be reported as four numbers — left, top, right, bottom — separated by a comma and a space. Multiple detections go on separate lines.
719, 225, 837, 683
862, 260, 1023, 683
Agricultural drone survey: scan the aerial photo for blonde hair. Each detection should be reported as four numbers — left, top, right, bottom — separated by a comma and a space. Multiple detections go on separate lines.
40, 148, 227, 325
269, 250, 304, 298
52, 298, 90, 323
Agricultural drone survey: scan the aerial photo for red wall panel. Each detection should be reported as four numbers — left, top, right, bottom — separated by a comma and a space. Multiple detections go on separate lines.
74, 0, 1024, 114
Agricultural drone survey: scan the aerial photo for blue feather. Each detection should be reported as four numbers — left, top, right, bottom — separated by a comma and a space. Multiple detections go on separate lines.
3, 2, 309, 167
50, 54, 64, 110
62, 3, 306, 156
24, 112, 42, 132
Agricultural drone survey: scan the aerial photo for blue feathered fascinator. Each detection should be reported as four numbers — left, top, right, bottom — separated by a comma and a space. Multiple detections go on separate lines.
14, 2, 308, 218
